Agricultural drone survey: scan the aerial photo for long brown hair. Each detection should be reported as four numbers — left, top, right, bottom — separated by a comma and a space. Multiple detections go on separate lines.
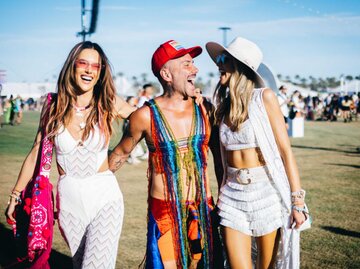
213, 56, 256, 131
46, 41, 117, 144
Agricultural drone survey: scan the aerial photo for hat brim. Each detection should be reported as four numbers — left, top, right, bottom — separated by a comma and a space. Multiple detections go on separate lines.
172, 46, 202, 61
206, 41, 265, 88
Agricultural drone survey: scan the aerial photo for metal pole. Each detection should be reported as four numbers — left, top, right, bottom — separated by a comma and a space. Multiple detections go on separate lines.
81, 0, 86, 41
218, 27, 231, 46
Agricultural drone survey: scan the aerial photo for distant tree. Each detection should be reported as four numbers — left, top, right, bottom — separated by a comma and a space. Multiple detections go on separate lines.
300, 78, 307, 88
140, 73, 148, 84
277, 74, 282, 80
345, 75, 353, 81
131, 76, 140, 88
195, 76, 205, 91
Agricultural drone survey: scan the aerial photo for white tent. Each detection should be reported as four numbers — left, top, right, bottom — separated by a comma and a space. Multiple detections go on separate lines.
114, 76, 138, 97
1, 82, 56, 99
328, 79, 360, 95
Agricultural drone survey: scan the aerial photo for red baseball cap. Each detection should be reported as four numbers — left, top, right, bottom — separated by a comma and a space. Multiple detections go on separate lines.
151, 40, 202, 76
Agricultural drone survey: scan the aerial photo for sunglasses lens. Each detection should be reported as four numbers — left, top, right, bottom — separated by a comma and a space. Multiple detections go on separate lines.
216, 54, 227, 64
76, 60, 88, 69
91, 63, 101, 70
75, 60, 101, 71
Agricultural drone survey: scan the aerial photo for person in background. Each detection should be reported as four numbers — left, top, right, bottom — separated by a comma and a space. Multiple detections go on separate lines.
14, 95, 23, 125
137, 83, 154, 108
277, 85, 290, 129
206, 36, 308, 269
341, 95, 353, 122
123, 96, 146, 164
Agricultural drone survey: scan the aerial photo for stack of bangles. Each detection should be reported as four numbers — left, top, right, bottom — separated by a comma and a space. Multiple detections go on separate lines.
291, 189, 306, 213
8, 189, 22, 205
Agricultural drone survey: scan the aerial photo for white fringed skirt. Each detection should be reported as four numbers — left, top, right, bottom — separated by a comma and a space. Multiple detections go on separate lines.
217, 165, 284, 237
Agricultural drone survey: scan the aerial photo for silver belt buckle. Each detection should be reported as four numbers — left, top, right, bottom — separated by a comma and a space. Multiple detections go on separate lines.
236, 168, 252, 185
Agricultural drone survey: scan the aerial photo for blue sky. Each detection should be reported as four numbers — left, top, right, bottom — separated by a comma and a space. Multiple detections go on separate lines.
0, 0, 359, 83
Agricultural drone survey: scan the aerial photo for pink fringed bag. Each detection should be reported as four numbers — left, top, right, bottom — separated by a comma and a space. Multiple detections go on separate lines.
11, 93, 55, 268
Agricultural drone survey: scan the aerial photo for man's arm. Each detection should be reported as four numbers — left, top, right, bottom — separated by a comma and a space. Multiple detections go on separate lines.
109, 107, 149, 172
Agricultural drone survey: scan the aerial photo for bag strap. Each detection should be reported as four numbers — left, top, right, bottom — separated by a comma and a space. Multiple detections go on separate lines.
39, 93, 54, 177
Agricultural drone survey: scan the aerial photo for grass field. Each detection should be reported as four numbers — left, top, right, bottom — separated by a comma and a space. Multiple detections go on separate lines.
0, 111, 359, 269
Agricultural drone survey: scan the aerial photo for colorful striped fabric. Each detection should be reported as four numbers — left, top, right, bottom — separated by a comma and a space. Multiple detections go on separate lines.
145, 99, 213, 268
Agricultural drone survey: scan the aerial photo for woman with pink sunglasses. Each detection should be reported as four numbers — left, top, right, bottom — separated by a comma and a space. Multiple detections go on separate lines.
6, 41, 135, 268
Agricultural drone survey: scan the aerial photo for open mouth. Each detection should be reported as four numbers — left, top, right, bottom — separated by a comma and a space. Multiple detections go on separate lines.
218, 69, 226, 77
187, 75, 196, 86
80, 75, 93, 82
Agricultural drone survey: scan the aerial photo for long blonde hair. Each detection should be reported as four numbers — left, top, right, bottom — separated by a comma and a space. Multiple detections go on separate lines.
46, 41, 117, 144
214, 57, 256, 131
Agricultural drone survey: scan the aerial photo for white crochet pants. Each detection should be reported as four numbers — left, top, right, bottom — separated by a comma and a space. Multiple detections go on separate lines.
57, 170, 124, 269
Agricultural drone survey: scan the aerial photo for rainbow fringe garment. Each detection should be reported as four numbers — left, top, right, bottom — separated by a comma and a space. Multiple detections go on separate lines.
145, 99, 214, 268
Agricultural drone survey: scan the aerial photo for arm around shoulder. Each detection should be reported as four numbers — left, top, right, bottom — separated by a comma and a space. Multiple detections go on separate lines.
114, 95, 136, 119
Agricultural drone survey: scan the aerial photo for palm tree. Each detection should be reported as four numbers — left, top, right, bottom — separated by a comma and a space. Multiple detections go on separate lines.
140, 73, 148, 84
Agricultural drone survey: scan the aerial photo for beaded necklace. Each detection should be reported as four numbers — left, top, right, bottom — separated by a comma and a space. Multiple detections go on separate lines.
73, 104, 91, 129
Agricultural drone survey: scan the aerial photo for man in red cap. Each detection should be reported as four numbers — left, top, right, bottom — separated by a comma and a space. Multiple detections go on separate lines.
109, 40, 223, 268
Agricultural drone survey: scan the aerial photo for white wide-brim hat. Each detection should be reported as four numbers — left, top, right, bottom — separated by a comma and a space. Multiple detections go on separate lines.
206, 37, 265, 88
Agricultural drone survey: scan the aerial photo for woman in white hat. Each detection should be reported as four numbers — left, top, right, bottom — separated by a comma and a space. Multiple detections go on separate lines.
206, 37, 309, 268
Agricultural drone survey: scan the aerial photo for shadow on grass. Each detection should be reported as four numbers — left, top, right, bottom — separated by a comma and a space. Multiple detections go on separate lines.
324, 163, 360, 169
0, 223, 72, 269
321, 226, 360, 238
292, 144, 359, 154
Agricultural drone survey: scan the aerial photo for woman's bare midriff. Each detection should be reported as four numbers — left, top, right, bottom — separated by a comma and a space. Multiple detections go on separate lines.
226, 147, 266, 169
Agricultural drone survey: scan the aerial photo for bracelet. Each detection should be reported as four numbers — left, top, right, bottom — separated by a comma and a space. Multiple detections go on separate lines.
9, 193, 22, 204
291, 189, 306, 204
12, 188, 22, 194
292, 205, 307, 213
291, 189, 306, 198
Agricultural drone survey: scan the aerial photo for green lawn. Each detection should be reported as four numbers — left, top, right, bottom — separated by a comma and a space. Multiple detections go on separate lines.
0, 112, 359, 269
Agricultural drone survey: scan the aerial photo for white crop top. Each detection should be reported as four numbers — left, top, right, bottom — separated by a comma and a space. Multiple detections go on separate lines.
219, 119, 259, 151
54, 125, 108, 178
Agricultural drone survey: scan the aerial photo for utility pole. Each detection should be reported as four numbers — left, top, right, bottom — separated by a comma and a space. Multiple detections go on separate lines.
77, 0, 100, 41
218, 27, 231, 46
79, 0, 86, 41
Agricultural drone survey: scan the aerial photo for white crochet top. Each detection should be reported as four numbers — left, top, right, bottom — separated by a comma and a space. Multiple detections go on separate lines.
54, 124, 107, 178
219, 119, 259, 150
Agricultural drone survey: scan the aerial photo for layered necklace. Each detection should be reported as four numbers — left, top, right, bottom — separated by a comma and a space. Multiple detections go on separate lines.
73, 104, 91, 129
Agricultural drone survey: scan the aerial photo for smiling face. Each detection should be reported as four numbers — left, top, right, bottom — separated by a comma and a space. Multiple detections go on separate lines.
74, 48, 101, 92
162, 53, 199, 98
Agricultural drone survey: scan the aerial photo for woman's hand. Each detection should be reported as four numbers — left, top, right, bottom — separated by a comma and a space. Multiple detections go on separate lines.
291, 208, 306, 229
192, 88, 203, 105
5, 198, 17, 223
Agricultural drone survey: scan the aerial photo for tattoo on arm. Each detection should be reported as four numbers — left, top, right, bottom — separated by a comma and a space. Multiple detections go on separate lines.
110, 151, 127, 171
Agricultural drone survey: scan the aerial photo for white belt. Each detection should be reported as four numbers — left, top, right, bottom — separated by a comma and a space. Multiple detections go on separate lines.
226, 166, 269, 185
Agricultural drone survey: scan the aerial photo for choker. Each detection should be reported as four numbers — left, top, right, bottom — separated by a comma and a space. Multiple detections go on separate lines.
73, 104, 91, 112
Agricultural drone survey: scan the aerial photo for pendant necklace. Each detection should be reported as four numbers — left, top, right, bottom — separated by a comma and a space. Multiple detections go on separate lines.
73, 104, 91, 129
